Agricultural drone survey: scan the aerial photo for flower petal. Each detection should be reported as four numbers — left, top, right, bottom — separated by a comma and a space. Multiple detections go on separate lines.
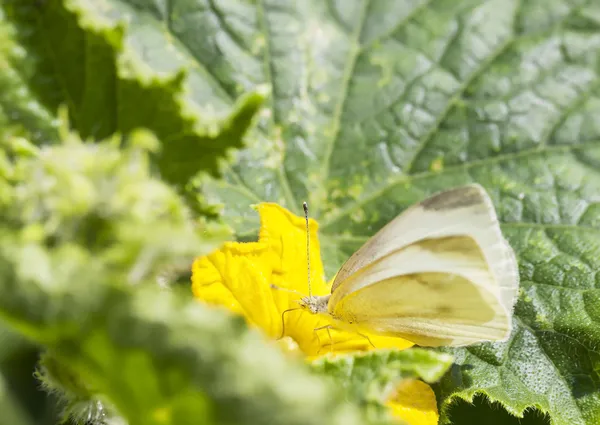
192, 241, 282, 337
386, 379, 439, 425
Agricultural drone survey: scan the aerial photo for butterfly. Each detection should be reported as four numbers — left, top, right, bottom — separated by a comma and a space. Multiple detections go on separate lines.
298, 184, 519, 347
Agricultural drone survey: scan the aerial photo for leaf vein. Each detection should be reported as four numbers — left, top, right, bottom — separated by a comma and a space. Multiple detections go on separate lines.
316, 0, 371, 215
256, 0, 297, 208
358, 0, 435, 53
157, 2, 236, 102
206, 0, 252, 56
221, 164, 263, 203
525, 279, 599, 294
403, 4, 593, 174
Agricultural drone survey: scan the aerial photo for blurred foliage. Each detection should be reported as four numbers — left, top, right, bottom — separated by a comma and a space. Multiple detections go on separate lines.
0, 127, 385, 425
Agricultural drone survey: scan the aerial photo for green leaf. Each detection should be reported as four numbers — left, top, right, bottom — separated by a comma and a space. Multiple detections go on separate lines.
120, 1, 600, 424
312, 349, 453, 422
1, 0, 266, 191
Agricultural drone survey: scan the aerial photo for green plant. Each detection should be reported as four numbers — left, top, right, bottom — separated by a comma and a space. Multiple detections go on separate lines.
1, 0, 599, 424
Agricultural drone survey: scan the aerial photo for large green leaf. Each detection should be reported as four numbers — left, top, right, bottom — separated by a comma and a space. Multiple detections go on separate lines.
59, 0, 600, 424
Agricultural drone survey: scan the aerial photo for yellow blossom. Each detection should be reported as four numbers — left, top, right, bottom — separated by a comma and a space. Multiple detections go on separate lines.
191, 202, 439, 424
386, 379, 439, 425
192, 202, 412, 355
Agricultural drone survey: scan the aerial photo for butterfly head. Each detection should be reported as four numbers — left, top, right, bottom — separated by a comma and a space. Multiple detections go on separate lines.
298, 295, 330, 315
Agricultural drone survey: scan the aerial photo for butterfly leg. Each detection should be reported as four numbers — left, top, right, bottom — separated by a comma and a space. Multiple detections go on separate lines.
356, 331, 377, 349
313, 328, 323, 352
278, 307, 303, 339
313, 325, 334, 354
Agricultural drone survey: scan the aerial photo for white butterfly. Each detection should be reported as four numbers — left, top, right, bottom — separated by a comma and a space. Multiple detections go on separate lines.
299, 184, 519, 347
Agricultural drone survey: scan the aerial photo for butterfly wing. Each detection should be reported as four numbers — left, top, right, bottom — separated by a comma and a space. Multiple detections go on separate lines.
328, 185, 519, 347
331, 184, 518, 311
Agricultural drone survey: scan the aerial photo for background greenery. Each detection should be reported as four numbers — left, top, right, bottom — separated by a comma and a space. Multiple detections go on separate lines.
1, 0, 599, 424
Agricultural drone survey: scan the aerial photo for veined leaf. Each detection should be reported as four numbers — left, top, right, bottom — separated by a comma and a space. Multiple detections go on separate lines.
80, 1, 600, 424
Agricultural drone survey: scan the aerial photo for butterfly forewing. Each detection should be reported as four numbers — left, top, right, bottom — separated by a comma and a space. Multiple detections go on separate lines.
331, 185, 518, 305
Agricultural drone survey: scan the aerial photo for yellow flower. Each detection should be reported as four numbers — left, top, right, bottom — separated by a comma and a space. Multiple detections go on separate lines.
191, 202, 438, 424
387, 379, 439, 425
192, 202, 412, 356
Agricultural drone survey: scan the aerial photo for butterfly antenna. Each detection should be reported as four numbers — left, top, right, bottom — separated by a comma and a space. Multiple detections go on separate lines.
303, 201, 311, 297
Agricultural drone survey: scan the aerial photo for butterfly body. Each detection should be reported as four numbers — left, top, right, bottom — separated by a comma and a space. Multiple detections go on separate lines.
298, 294, 330, 315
